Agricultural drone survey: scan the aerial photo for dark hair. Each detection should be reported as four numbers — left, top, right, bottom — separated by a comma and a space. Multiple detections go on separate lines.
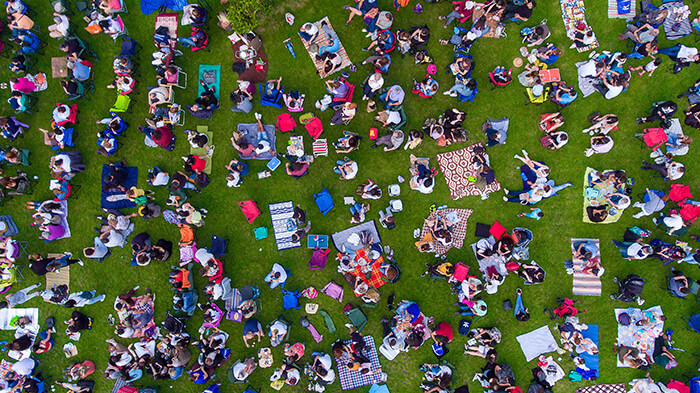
152, 129, 162, 140
64, 300, 76, 308
0, 301, 8, 309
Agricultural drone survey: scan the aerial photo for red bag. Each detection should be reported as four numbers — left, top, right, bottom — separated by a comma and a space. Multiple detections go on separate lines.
369, 127, 378, 140
118, 387, 139, 393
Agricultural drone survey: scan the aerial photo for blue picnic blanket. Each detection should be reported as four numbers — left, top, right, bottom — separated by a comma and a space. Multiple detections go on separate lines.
101, 165, 138, 209
141, 0, 188, 14
578, 324, 599, 379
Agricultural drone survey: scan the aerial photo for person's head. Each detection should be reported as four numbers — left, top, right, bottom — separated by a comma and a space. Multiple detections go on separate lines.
376, 57, 390, 68
331, 80, 340, 89
398, 31, 409, 41
419, 243, 432, 252
191, 8, 200, 18
422, 177, 433, 188
552, 48, 562, 56
474, 16, 486, 30
64, 299, 77, 308
526, 0, 535, 7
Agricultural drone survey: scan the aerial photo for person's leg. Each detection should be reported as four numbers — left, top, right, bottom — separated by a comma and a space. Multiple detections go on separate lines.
346, 7, 361, 23
458, 309, 475, 316
514, 293, 524, 317
85, 293, 105, 305
19, 283, 42, 301
550, 182, 573, 194
177, 37, 197, 47
657, 45, 681, 57
269, 280, 280, 289
444, 10, 462, 26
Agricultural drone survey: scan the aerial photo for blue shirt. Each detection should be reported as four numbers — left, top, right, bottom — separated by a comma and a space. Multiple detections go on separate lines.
72, 61, 90, 80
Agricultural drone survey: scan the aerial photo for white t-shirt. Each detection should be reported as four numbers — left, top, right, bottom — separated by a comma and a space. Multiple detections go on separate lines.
368, 74, 384, 90
255, 140, 271, 155
387, 110, 401, 125
678, 45, 698, 62
12, 358, 35, 376
663, 215, 684, 230
668, 162, 684, 180
104, 230, 125, 248
644, 60, 659, 73
152, 172, 169, 186
315, 353, 332, 370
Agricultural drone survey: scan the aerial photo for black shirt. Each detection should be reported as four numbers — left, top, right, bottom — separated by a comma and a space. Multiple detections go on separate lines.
65, 39, 81, 56
64, 81, 78, 94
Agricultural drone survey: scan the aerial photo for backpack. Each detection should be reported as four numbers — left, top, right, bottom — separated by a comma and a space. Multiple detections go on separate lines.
520, 27, 534, 37
568, 371, 582, 382
196, 173, 210, 188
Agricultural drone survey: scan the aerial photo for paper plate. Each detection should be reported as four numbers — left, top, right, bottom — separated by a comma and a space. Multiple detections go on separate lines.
513, 57, 523, 67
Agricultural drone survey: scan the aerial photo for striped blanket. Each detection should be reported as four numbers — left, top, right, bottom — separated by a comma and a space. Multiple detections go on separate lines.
571, 239, 601, 296
560, 0, 599, 52
298, 17, 352, 78
660, 1, 692, 40
269, 201, 301, 251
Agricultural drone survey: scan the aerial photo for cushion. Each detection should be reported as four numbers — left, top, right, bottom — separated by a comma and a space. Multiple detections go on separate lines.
238, 200, 261, 224
489, 221, 507, 239
452, 262, 469, 282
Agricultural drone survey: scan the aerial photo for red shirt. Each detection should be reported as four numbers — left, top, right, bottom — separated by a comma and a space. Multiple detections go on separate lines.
191, 156, 206, 173
153, 127, 172, 147
433, 322, 453, 342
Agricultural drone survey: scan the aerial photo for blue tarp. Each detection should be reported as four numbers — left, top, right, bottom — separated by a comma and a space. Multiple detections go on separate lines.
141, 0, 188, 15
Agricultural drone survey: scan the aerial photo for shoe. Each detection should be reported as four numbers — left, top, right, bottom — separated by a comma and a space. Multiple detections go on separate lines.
503, 196, 508, 201
106, 85, 115, 89
610, 294, 617, 300
516, 288, 522, 295
344, 323, 353, 328
254, 112, 262, 120
77, 259, 84, 266
637, 298, 645, 305
361, 28, 367, 32
636, 118, 644, 124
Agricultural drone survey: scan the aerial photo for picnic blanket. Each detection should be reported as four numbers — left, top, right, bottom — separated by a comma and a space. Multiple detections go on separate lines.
578, 324, 599, 378
0, 360, 22, 393
45, 254, 69, 303
142, 0, 187, 14
101, 165, 138, 209
190, 127, 213, 174
198, 65, 221, 101
471, 4, 505, 38
345, 250, 388, 294
298, 17, 352, 78
53, 200, 72, 241
575, 60, 599, 98
436, 143, 501, 200
660, 1, 691, 40
331, 221, 382, 252
471, 239, 508, 277
154, 13, 178, 47
608, 0, 636, 18
269, 201, 301, 251
582, 167, 627, 224
130, 295, 156, 338
0, 215, 19, 237
540, 356, 566, 386
560, 0, 599, 52
516, 325, 558, 362
571, 239, 602, 296
576, 384, 625, 393
0, 308, 39, 330
236, 123, 276, 160
335, 335, 383, 390
419, 208, 473, 255
615, 306, 664, 367
230, 39, 268, 83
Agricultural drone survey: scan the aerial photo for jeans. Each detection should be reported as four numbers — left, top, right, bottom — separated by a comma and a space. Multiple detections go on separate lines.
657, 45, 682, 58
350, 203, 363, 215
417, 164, 430, 178
613, 241, 633, 258
457, 306, 475, 316
379, 207, 393, 220
178, 37, 198, 47
333, 158, 349, 174
257, 130, 270, 145
449, 83, 473, 97
514, 293, 525, 317
444, 10, 462, 26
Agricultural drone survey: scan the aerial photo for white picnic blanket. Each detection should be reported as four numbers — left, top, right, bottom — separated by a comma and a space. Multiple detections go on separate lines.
0, 308, 38, 330
516, 325, 558, 362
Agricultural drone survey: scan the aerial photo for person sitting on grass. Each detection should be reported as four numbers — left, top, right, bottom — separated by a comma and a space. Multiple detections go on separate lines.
333, 131, 362, 154
334, 157, 358, 180
371, 129, 404, 151
187, 81, 218, 119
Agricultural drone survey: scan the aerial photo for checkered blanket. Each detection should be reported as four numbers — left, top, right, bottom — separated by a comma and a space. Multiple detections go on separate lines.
270, 201, 301, 251
335, 335, 383, 390
571, 239, 601, 296
436, 143, 501, 200
576, 384, 625, 393
419, 208, 473, 255
348, 251, 388, 295
615, 306, 664, 367
560, 0, 599, 52
298, 17, 352, 78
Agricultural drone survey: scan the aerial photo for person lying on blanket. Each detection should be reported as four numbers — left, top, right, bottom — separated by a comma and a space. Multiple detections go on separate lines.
569, 23, 596, 50
299, 22, 319, 42
187, 81, 219, 120
317, 20, 340, 55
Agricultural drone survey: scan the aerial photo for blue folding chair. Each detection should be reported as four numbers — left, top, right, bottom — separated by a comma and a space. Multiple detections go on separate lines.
282, 290, 301, 310
258, 84, 283, 108
314, 188, 334, 216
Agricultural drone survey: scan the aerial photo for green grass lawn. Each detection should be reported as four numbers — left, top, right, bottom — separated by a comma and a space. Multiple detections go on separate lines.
2, 0, 700, 392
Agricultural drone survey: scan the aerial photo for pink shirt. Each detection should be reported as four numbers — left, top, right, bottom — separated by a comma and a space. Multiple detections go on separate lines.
12, 77, 35, 93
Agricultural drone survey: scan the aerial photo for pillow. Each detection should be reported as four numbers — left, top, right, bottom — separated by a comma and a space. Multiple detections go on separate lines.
489, 221, 507, 239
179, 245, 194, 262
452, 262, 469, 282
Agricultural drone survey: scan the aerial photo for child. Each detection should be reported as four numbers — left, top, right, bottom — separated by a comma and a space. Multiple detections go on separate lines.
629, 58, 662, 77
518, 207, 544, 220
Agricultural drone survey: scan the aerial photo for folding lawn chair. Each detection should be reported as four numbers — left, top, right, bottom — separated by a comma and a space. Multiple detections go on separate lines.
458, 83, 478, 102
319, 309, 336, 333
312, 139, 328, 157
662, 274, 688, 299
313, 188, 334, 216
332, 77, 355, 106
159, 66, 187, 89
682, 313, 700, 333
110, 94, 131, 113
282, 290, 301, 310
344, 306, 367, 332
227, 360, 249, 384
267, 315, 291, 346
259, 84, 283, 108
